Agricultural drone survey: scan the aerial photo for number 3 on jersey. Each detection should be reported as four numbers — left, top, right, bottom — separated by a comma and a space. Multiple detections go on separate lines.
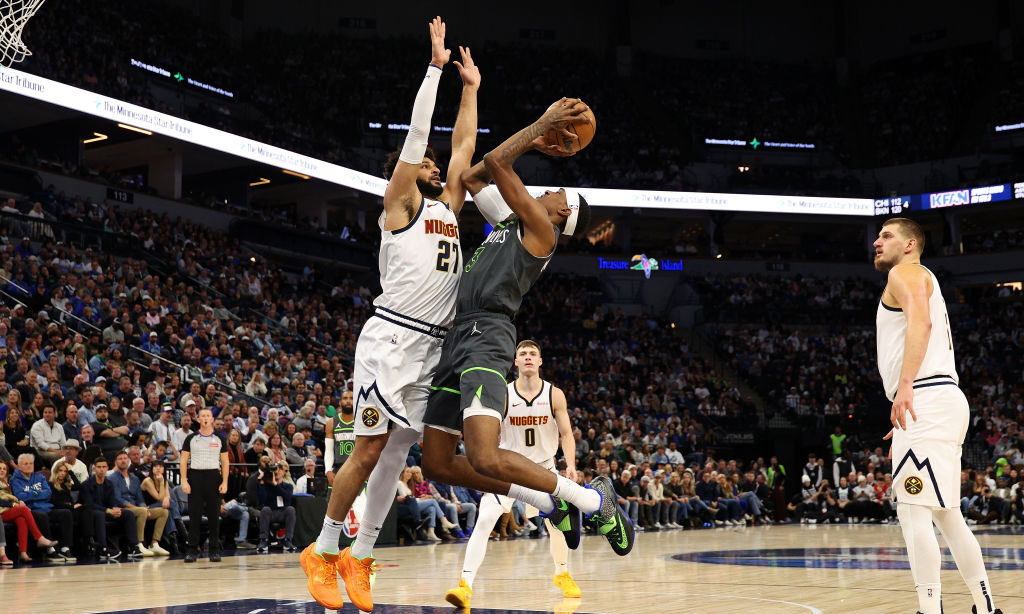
436, 240, 459, 274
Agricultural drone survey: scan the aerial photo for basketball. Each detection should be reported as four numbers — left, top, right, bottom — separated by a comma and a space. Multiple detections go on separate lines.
544, 100, 596, 157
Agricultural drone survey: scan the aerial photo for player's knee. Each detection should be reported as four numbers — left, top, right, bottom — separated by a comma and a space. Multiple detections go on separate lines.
466, 447, 501, 479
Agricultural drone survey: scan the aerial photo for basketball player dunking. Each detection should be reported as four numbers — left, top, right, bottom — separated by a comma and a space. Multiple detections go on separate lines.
301, 17, 481, 612
419, 99, 634, 563
445, 340, 581, 608
874, 218, 1000, 614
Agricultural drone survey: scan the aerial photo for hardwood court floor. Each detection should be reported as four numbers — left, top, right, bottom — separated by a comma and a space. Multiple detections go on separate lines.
6, 524, 1024, 614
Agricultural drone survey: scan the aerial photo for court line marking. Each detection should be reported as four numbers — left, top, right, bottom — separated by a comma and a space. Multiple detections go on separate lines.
562, 587, 822, 614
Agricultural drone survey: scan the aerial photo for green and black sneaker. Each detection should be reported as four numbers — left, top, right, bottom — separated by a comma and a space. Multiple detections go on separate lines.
585, 476, 636, 556
542, 496, 582, 549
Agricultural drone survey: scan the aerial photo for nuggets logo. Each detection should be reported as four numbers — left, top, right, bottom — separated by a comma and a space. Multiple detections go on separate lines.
362, 407, 380, 428
904, 475, 924, 495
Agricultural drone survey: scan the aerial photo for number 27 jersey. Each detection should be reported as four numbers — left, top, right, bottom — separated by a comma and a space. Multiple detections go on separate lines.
374, 197, 462, 329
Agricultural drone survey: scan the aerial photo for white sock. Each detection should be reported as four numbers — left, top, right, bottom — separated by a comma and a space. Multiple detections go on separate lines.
552, 475, 601, 515
915, 584, 942, 614
547, 518, 568, 575
351, 430, 417, 560
931, 507, 996, 614
460, 494, 505, 590
507, 483, 554, 514
315, 516, 344, 555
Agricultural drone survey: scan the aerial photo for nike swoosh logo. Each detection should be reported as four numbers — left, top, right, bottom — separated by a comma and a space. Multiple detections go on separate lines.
611, 516, 628, 550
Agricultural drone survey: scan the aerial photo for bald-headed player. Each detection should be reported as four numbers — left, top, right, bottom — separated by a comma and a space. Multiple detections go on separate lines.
445, 340, 581, 608
874, 218, 1000, 614
302, 17, 481, 612
419, 98, 633, 565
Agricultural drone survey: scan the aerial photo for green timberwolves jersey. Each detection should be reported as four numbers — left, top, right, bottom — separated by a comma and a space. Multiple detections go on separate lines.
459, 216, 559, 318
333, 415, 355, 466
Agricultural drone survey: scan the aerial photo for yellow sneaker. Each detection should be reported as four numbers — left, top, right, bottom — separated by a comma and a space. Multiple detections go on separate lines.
553, 572, 582, 598
300, 543, 344, 610
445, 578, 473, 608
338, 547, 379, 613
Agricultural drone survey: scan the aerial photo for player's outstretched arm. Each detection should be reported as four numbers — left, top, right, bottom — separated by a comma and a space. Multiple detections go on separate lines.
383, 16, 450, 229
442, 46, 480, 216
551, 386, 577, 482
483, 98, 587, 255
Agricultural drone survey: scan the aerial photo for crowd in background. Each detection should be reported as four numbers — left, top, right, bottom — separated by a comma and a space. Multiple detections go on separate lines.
13, 0, 1024, 199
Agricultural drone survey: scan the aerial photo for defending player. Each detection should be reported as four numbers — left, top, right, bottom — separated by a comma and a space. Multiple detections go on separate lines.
874, 218, 1000, 614
420, 98, 634, 565
323, 390, 355, 482
301, 17, 481, 612
445, 340, 581, 608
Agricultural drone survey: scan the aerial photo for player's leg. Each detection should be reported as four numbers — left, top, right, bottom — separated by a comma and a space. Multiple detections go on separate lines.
931, 506, 998, 614
302, 432, 388, 610
350, 426, 420, 559
897, 502, 943, 614
446, 493, 506, 608
316, 433, 389, 554
546, 517, 581, 598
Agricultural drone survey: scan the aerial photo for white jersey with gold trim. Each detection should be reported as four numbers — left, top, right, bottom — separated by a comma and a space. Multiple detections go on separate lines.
876, 265, 959, 401
373, 197, 461, 329
500, 379, 559, 465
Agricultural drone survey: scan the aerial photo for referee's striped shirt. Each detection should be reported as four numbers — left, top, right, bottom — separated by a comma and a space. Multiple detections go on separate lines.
182, 432, 227, 470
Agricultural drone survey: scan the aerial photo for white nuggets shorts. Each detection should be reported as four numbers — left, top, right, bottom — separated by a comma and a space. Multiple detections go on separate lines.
485, 458, 556, 516
891, 381, 968, 509
352, 314, 445, 436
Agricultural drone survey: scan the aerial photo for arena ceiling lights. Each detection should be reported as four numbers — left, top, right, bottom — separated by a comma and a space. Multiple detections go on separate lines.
0, 65, 875, 217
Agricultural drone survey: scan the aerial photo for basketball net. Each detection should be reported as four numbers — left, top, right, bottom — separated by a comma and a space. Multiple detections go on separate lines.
0, 0, 46, 67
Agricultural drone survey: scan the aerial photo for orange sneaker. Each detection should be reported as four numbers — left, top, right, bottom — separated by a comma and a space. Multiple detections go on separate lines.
300, 543, 344, 610
337, 547, 380, 613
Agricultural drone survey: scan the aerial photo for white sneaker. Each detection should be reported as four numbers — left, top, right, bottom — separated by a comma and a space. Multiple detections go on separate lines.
714, 520, 724, 526
653, 522, 663, 529
424, 527, 443, 542
522, 520, 538, 532
149, 542, 170, 556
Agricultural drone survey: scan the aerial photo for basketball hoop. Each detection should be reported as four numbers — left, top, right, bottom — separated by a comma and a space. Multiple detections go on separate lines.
0, 0, 46, 67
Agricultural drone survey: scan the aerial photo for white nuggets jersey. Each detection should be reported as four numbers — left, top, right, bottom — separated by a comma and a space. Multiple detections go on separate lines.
374, 198, 461, 328
501, 380, 559, 465
876, 265, 959, 400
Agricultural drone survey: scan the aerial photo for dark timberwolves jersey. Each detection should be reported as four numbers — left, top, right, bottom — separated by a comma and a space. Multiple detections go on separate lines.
458, 216, 558, 318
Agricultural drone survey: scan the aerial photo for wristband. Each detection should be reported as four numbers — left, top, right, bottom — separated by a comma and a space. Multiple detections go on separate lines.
429, 63, 442, 71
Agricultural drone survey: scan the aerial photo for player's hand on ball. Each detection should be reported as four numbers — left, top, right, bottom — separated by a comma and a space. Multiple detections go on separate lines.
453, 46, 480, 89
429, 16, 450, 67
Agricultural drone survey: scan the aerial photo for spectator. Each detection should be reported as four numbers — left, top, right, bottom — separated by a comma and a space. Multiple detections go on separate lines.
294, 458, 317, 494
256, 461, 296, 553
285, 432, 310, 467
244, 436, 268, 465
90, 404, 128, 460
9, 453, 72, 561
61, 402, 81, 442
171, 413, 194, 452
431, 481, 471, 538
140, 459, 184, 554
967, 487, 1002, 525
47, 460, 88, 562
3, 403, 31, 458
80, 456, 142, 559
0, 460, 59, 562
29, 404, 65, 465
613, 469, 640, 528
109, 450, 169, 556
52, 439, 88, 483
149, 404, 176, 446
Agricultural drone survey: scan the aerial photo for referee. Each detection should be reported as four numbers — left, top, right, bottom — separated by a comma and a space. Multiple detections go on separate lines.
180, 407, 229, 563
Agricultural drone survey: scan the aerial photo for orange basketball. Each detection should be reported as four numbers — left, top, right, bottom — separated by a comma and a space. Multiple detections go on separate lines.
544, 100, 596, 157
